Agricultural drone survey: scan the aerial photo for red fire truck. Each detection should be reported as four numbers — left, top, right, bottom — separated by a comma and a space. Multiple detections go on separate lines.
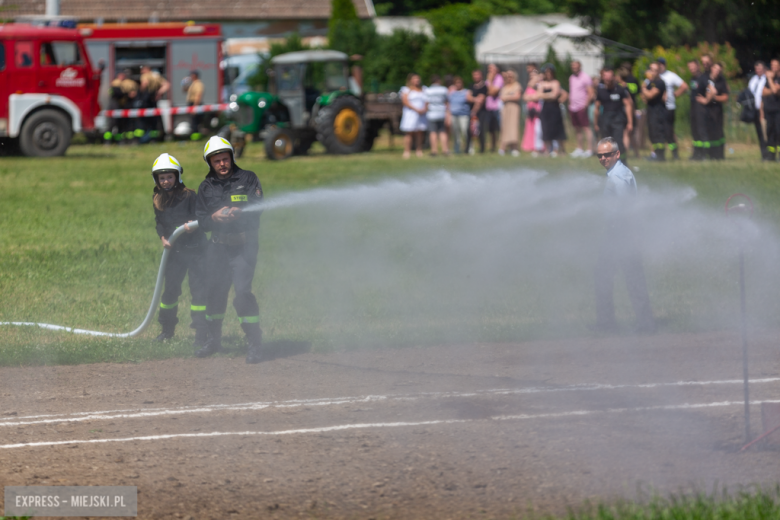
0, 23, 102, 156
79, 23, 223, 138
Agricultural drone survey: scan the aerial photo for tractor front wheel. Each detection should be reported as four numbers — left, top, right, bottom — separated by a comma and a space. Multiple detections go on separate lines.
264, 127, 295, 160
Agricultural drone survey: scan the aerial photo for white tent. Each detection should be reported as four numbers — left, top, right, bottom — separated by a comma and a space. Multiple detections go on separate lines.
476, 15, 603, 76
476, 15, 646, 78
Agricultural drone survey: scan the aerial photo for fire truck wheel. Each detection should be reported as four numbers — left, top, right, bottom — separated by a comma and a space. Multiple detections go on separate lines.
19, 110, 72, 157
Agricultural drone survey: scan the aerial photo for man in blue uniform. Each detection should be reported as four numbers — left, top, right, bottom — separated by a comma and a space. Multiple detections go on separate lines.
593, 137, 656, 334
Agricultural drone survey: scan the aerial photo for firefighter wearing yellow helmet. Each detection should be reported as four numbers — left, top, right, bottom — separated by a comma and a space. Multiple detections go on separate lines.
195, 136, 266, 363
151, 153, 209, 345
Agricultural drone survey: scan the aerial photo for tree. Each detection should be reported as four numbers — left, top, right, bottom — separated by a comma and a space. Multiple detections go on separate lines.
566, 0, 780, 74
363, 29, 430, 91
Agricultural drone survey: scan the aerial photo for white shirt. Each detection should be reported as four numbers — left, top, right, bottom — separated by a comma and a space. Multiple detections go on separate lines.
659, 70, 684, 110
605, 160, 637, 197
424, 84, 449, 121
748, 74, 767, 109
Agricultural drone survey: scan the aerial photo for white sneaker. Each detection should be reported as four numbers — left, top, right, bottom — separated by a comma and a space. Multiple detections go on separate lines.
570, 148, 584, 158
511, 150, 520, 157
468, 147, 475, 156
580, 150, 592, 158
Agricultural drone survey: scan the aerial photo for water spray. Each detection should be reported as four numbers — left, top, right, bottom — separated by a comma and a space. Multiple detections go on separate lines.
725, 194, 753, 445
0, 222, 199, 338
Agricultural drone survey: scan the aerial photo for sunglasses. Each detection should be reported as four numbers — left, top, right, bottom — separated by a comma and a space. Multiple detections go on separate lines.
596, 151, 618, 159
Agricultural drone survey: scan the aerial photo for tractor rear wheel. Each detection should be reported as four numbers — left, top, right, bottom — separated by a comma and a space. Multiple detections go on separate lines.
264, 127, 295, 160
315, 96, 366, 155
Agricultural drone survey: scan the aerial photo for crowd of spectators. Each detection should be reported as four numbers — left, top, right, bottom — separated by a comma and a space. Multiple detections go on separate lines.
398, 53, 755, 162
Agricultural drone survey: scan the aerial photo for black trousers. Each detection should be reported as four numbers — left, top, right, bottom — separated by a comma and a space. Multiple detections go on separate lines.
158, 247, 208, 330
690, 101, 704, 158
706, 105, 725, 160
594, 228, 655, 330
766, 111, 780, 159
754, 111, 769, 159
599, 113, 627, 156
647, 105, 666, 157
466, 111, 488, 154
664, 108, 677, 151
204, 235, 260, 326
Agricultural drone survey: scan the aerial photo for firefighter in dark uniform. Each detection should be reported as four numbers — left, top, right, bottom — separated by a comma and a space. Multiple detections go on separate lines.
764, 59, 780, 161
195, 136, 265, 363
693, 55, 714, 159
641, 62, 667, 161
687, 59, 705, 160
594, 66, 633, 166
151, 153, 209, 345
697, 61, 729, 160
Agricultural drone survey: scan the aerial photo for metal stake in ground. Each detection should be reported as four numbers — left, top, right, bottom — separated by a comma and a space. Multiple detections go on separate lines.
725, 194, 754, 445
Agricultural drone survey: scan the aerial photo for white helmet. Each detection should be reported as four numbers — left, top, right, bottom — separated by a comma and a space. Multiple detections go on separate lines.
203, 136, 234, 165
151, 153, 183, 185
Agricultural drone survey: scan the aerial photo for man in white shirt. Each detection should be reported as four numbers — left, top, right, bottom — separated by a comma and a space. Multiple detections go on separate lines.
424, 75, 450, 156
593, 137, 655, 334
748, 61, 768, 160
657, 58, 687, 160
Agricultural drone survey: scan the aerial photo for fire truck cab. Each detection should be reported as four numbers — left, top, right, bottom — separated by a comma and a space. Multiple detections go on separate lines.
0, 24, 101, 156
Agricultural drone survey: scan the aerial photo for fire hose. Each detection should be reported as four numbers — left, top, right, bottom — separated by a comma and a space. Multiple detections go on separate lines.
0, 221, 199, 338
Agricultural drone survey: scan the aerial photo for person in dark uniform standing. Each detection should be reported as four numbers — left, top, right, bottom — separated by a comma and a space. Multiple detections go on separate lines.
697, 61, 729, 160
687, 59, 705, 160
618, 63, 640, 158
693, 55, 715, 158
593, 137, 656, 334
195, 136, 266, 363
593, 66, 633, 166
641, 62, 667, 160
763, 59, 780, 161
151, 153, 209, 345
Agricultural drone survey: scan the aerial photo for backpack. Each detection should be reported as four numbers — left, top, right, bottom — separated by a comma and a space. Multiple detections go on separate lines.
737, 88, 756, 123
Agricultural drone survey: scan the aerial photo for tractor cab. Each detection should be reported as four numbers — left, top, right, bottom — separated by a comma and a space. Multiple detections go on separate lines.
271, 50, 350, 127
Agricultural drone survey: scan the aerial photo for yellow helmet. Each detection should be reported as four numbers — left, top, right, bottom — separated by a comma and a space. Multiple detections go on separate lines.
151, 153, 183, 185
203, 136, 234, 164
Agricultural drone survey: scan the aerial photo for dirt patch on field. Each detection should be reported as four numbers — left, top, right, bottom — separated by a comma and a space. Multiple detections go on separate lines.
2, 331, 780, 519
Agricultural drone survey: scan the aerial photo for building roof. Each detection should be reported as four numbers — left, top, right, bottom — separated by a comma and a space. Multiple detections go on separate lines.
5, 0, 374, 22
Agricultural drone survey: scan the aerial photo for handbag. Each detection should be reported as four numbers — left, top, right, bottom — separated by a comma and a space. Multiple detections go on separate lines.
470, 115, 480, 137
738, 88, 756, 123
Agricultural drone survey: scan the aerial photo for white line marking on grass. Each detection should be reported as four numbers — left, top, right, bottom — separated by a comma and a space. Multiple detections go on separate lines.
2, 399, 778, 450
3, 377, 779, 428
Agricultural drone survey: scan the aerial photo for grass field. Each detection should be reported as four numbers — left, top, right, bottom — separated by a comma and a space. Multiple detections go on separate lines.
1, 137, 780, 367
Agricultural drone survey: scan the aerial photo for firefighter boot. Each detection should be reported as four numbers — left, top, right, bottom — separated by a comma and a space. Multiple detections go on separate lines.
242, 323, 265, 364
154, 322, 175, 342
195, 320, 222, 358
155, 307, 178, 341
193, 326, 209, 348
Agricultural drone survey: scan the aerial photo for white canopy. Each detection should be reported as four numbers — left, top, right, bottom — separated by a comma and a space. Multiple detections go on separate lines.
546, 22, 591, 38
272, 50, 348, 65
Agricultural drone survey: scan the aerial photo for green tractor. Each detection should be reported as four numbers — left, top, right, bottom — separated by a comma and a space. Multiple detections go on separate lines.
224, 50, 396, 160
